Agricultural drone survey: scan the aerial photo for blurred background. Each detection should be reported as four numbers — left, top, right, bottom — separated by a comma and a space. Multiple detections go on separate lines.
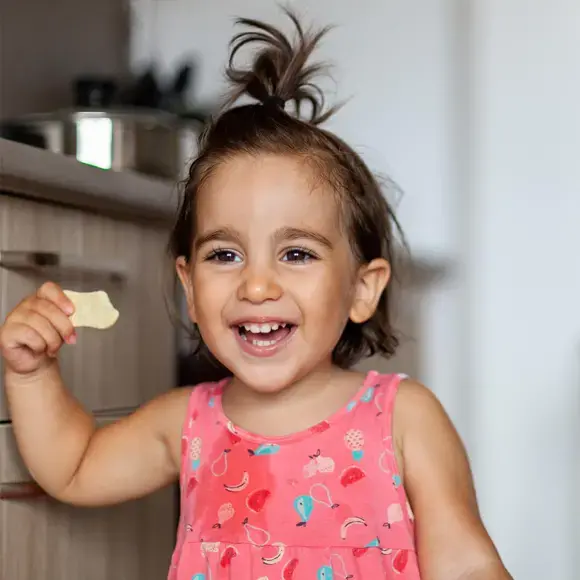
1, 1, 579, 578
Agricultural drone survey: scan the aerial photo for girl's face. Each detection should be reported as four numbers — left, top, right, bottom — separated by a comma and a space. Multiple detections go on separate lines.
177, 154, 389, 393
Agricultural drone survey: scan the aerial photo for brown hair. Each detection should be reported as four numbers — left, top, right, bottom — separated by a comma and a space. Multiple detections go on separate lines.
169, 8, 405, 368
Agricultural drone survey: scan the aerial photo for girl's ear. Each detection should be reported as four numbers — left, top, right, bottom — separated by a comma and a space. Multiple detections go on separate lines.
349, 258, 391, 324
176, 256, 196, 323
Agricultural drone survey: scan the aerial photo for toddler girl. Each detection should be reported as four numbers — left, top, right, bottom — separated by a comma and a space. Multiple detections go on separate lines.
0, 10, 512, 580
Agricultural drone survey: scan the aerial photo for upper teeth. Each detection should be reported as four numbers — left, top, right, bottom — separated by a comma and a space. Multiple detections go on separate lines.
241, 322, 286, 333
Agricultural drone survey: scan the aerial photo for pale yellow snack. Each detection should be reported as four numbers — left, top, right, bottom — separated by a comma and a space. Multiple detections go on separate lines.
63, 290, 119, 330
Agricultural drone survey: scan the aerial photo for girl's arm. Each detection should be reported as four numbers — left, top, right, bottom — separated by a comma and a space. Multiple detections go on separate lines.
1, 282, 187, 507
6, 363, 189, 506
394, 380, 513, 580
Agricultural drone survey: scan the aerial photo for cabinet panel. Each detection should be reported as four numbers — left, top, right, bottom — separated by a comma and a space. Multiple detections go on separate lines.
0, 419, 176, 580
0, 486, 175, 580
0, 194, 175, 419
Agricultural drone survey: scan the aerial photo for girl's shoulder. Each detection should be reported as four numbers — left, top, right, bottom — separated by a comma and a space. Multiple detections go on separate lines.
182, 378, 230, 408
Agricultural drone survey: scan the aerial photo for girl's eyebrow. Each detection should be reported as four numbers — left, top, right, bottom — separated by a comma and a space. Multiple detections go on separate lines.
195, 227, 241, 250
276, 227, 333, 249
195, 226, 333, 250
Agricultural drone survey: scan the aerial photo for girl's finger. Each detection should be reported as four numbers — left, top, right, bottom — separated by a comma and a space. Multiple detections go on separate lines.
36, 281, 74, 316
19, 311, 63, 355
1, 322, 47, 355
29, 298, 75, 342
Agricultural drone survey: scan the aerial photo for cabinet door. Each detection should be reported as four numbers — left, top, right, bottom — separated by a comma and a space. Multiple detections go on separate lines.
0, 422, 176, 580
0, 195, 175, 418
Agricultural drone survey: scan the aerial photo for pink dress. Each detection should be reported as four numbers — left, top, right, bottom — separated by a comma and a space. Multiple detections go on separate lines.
168, 371, 421, 579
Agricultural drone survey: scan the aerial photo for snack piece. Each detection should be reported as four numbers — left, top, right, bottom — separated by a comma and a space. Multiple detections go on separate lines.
63, 290, 119, 330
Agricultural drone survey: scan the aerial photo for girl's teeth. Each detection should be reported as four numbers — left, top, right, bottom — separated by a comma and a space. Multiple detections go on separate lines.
239, 335, 277, 346
241, 322, 286, 333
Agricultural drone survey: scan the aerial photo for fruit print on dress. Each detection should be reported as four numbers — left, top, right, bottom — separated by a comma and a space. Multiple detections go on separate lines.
213, 502, 235, 528
282, 558, 299, 580
340, 516, 367, 540
248, 443, 281, 457
220, 545, 238, 568
294, 494, 314, 526
171, 373, 420, 579
242, 517, 271, 547
261, 542, 286, 566
303, 449, 335, 478
346, 383, 379, 413
383, 503, 404, 529
344, 429, 365, 461
210, 448, 230, 476
317, 553, 353, 579
223, 471, 249, 492
293, 483, 339, 526
190, 437, 202, 471
246, 488, 272, 513
378, 436, 395, 474
339, 465, 366, 487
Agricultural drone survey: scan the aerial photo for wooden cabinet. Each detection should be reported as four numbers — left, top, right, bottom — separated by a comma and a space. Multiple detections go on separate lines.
0, 423, 175, 580
0, 193, 177, 579
0, 194, 174, 417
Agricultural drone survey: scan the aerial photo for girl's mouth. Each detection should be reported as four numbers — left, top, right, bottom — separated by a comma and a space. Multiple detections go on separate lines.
234, 321, 297, 357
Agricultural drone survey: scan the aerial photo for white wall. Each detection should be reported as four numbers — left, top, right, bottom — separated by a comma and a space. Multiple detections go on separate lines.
467, 1, 580, 578
130, 1, 580, 578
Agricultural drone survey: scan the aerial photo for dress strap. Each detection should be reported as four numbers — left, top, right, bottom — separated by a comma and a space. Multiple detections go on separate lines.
374, 373, 415, 523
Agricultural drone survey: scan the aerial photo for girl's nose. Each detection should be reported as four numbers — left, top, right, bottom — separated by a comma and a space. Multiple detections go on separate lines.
237, 265, 283, 303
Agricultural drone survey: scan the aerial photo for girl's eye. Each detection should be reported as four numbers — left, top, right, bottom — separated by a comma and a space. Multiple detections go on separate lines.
282, 248, 317, 263
206, 250, 241, 263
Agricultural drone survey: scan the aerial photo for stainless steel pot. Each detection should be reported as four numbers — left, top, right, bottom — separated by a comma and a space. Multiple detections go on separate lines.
10, 108, 203, 181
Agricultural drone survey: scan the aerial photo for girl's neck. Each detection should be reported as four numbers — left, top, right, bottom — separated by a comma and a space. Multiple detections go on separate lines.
222, 364, 366, 437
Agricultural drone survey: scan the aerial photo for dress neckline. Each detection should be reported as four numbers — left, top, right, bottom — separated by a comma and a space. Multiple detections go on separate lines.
212, 370, 381, 445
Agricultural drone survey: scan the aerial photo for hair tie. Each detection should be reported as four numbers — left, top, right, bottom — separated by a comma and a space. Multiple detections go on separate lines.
263, 96, 286, 110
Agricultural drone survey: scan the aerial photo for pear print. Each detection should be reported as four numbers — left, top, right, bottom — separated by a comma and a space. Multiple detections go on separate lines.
310, 483, 339, 509
213, 502, 235, 528
242, 517, 271, 547
294, 495, 314, 526
210, 449, 230, 477
383, 503, 404, 528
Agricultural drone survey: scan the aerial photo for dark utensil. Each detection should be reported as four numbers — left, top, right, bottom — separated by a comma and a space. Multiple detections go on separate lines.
131, 68, 163, 109
74, 77, 117, 108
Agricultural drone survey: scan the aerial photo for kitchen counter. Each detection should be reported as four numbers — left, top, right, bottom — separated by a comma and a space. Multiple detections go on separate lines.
0, 138, 178, 224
